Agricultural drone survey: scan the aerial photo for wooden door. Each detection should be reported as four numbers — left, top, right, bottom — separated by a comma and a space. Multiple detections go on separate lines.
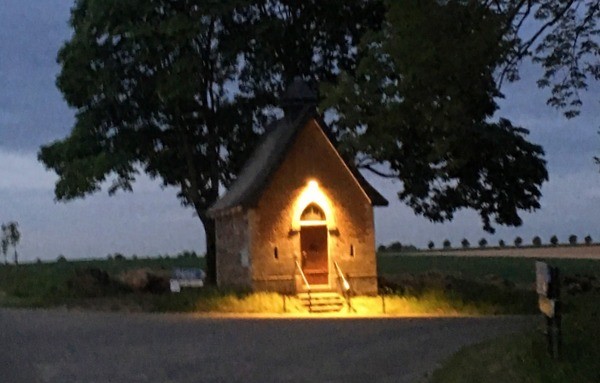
300, 225, 328, 285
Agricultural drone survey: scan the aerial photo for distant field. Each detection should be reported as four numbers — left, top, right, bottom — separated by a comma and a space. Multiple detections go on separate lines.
378, 254, 600, 284
390, 244, 600, 259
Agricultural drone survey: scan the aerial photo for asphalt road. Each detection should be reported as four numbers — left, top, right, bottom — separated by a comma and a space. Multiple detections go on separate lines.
0, 309, 533, 383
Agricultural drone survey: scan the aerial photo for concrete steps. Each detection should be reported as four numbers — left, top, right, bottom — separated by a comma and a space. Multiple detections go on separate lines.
297, 291, 345, 313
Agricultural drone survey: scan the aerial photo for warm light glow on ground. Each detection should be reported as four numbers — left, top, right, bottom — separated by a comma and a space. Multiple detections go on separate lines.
188, 292, 488, 319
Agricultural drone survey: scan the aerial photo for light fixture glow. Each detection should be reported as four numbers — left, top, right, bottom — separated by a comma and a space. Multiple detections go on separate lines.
291, 179, 336, 231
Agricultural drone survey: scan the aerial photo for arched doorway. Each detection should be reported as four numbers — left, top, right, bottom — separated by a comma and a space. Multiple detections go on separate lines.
300, 203, 328, 285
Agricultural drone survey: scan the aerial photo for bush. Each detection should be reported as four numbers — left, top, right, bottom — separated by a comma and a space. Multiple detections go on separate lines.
498, 239, 506, 248
57, 255, 67, 263
387, 242, 403, 252
584, 235, 593, 245
377, 244, 386, 253
443, 239, 451, 249
428, 241, 435, 250
66, 267, 129, 297
478, 238, 487, 248
514, 237, 523, 247
461, 238, 470, 249
550, 235, 559, 246
114, 253, 125, 261
569, 234, 578, 245
532, 236, 542, 247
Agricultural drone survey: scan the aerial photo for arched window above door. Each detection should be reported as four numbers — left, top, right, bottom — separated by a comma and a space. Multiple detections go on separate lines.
300, 203, 326, 222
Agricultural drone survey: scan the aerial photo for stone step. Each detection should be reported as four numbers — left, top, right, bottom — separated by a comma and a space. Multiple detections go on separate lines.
297, 292, 341, 300
297, 292, 345, 313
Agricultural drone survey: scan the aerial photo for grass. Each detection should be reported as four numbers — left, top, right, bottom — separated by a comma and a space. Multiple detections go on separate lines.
429, 292, 600, 383
0, 254, 596, 316
378, 254, 600, 285
0, 256, 205, 308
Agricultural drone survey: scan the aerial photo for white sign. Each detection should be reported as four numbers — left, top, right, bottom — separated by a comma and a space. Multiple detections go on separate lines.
535, 261, 551, 296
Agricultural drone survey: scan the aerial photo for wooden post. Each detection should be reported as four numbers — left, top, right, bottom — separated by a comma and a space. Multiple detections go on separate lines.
548, 267, 561, 359
536, 262, 561, 360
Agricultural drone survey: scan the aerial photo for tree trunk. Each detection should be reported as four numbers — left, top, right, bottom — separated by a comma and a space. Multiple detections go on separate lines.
202, 216, 217, 285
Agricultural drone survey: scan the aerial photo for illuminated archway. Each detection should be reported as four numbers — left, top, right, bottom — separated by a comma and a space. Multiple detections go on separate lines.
291, 180, 336, 231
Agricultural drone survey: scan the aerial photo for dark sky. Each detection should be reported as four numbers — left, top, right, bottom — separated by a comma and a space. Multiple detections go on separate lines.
1, 1, 599, 261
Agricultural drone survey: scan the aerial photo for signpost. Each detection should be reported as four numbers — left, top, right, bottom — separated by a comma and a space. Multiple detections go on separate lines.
170, 268, 205, 293
535, 261, 561, 359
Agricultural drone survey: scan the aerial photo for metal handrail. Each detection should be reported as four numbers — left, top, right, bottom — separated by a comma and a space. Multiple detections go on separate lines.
295, 260, 312, 311
295, 260, 311, 291
333, 261, 350, 292
334, 261, 354, 312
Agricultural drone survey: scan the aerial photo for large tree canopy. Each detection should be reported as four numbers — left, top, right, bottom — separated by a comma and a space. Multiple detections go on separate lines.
322, 0, 549, 232
39, 0, 382, 283
40, 0, 598, 281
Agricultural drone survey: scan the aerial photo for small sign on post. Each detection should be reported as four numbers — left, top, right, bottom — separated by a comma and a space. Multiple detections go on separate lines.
535, 261, 561, 359
170, 268, 205, 293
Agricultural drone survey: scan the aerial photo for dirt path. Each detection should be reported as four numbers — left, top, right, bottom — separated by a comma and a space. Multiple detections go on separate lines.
407, 244, 600, 259
0, 309, 533, 383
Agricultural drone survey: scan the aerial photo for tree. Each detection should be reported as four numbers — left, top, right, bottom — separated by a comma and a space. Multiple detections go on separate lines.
532, 236, 542, 247
499, 239, 506, 248
478, 238, 488, 248
377, 244, 386, 253
550, 235, 559, 246
443, 239, 452, 249
323, 0, 549, 234
386, 242, 403, 252
568, 234, 578, 245
514, 236, 523, 248
427, 241, 435, 250
585, 235, 593, 245
1, 222, 21, 265
461, 238, 470, 249
38, 0, 383, 284
39, 0, 600, 283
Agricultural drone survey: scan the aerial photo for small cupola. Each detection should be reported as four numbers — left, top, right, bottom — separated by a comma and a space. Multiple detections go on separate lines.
281, 76, 317, 118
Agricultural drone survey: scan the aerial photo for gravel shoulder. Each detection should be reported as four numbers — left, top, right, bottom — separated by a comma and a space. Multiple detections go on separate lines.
0, 308, 533, 383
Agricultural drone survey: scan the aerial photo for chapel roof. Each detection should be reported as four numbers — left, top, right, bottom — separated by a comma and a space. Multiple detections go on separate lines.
208, 83, 388, 217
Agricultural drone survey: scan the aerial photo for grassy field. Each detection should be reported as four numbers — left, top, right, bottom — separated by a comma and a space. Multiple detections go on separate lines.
0, 254, 597, 315
379, 253, 600, 284
429, 292, 600, 383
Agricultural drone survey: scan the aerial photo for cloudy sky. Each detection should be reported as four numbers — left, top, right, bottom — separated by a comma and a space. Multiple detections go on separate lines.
1, 1, 599, 262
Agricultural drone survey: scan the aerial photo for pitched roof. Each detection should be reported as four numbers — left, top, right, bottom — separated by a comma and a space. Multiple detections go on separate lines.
208, 106, 388, 217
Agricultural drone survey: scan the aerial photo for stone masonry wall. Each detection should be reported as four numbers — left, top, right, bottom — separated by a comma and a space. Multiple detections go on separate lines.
215, 210, 252, 289
249, 119, 378, 295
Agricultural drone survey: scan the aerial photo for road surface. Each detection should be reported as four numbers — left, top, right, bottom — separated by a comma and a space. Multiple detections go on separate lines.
0, 309, 532, 383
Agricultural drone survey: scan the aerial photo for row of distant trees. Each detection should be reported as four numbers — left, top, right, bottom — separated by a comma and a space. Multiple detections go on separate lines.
378, 234, 596, 252
427, 234, 594, 250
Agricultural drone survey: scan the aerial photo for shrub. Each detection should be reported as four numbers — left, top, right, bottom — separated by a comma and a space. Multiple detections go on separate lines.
57, 255, 67, 263
443, 239, 451, 249
550, 235, 559, 246
514, 237, 523, 247
387, 242, 403, 252
461, 238, 470, 249
532, 236, 542, 247
114, 253, 125, 261
584, 235, 593, 245
568, 234, 578, 245
428, 241, 435, 250
498, 239, 506, 248
478, 238, 487, 248
377, 244, 386, 253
